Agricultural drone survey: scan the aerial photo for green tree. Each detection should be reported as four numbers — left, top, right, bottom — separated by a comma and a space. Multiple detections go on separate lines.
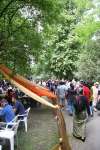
33, 0, 82, 79
76, 34, 100, 81
0, 0, 65, 75
75, 0, 100, 81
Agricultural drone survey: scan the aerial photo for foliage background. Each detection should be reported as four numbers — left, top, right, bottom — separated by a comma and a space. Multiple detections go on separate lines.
0, 0, 100, 81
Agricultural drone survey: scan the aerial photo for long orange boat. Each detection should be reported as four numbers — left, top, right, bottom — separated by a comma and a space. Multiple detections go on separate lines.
0, 64, 71, 150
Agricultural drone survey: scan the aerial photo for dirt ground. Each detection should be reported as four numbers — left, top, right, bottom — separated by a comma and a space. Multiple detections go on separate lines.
63, 110, 100, 150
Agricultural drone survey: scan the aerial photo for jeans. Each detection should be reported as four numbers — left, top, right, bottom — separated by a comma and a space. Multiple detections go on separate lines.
67, 99, 73, 115
90, 101, 93, 116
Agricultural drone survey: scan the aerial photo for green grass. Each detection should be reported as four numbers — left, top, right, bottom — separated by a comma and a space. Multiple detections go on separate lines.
17, 108, 58, 150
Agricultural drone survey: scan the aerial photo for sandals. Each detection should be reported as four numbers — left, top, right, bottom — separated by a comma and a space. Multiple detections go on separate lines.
73, 134, 86, 142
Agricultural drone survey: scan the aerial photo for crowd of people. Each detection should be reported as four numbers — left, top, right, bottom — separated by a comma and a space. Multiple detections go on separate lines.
38, 79, 100, 142
0, 78, 100, 142
0, 80, 25, 123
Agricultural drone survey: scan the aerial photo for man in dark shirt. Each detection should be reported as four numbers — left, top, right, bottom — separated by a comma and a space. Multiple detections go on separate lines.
66, 83, 76, 115
12, 95, 25, 115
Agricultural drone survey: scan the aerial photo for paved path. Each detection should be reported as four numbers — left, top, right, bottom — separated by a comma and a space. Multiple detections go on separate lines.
63, 111, 100, 150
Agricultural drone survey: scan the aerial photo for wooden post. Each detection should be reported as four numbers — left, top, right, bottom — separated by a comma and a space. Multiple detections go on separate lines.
51, 144, 61, 150
52, 99, 71, 150
55, 108, 71, 150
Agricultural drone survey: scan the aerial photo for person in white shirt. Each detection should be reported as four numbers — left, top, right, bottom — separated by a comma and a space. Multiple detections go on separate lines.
56, 81, 67, 108
92, 82, 99, 111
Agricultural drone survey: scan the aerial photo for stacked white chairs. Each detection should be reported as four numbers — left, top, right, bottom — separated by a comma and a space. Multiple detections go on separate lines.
0, 115, 20, 150
0, 107, 31, 150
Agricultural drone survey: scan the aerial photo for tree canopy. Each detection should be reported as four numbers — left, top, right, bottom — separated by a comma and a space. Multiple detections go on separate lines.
0, 0, 66, 75
0, 0, 100, 81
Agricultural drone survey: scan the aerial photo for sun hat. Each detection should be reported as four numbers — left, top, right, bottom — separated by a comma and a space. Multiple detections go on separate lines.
95, 82, 99, 85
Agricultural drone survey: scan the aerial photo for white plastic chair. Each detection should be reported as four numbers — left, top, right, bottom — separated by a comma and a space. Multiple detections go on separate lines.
0, 145, 2, 150
18, 107, 30, 132
0, 116, 20, 150
5, 115, 19, 129
0, 115, 18, 131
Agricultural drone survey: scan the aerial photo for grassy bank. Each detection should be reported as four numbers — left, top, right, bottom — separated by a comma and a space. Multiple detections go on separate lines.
17, 108, 58, 150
